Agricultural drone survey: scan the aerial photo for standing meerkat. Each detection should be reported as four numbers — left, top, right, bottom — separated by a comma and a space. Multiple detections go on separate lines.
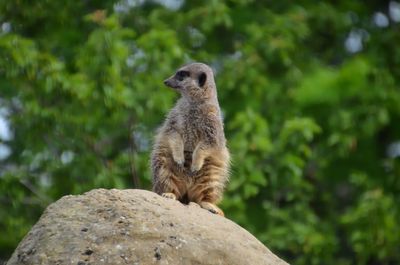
151, 62, 230, 216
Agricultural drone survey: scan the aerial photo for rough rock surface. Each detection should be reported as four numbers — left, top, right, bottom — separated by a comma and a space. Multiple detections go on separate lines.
7, 189, 288, 265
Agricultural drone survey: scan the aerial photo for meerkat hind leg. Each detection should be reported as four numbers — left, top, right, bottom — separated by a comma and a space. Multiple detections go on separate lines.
162, 192, 177, 200
152, 154, 183, 201
198, 201, 224, 216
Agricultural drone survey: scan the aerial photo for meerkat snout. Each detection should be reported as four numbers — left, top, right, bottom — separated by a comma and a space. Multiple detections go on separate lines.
164, 69, 191, 90
163, 79, 173, 87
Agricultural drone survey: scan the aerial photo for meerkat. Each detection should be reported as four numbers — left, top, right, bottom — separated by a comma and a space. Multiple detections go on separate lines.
151, 62, 230, 216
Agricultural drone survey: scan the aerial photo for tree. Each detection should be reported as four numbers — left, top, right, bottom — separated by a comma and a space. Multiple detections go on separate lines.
1, 1, 400, 264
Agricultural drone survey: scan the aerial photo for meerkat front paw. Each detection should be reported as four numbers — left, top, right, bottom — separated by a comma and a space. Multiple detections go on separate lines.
191, 144, 209, 172
191, 158, 204, 172
172, 152, 185, 167
198, 202, 224, 216
162, 193, 177, 200
168, 134, 185, 166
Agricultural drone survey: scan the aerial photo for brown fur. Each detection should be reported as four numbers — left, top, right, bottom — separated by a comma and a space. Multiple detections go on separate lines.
151, 62, 230, 216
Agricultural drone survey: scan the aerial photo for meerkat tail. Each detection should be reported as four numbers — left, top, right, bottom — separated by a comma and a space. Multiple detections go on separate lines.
198, 202, 224, 216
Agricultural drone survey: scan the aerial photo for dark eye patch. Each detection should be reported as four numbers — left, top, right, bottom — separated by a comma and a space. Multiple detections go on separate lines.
175, 70, 190, 81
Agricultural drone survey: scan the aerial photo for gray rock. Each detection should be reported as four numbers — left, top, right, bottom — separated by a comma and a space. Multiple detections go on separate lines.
7, 189, 289, 265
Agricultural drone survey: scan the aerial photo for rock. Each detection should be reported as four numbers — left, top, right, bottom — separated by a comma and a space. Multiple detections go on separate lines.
7, 189, 288, 265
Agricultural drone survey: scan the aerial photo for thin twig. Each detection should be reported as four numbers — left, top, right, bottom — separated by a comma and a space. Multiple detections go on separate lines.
128, 117, 140, 188
19, 179, 51, 206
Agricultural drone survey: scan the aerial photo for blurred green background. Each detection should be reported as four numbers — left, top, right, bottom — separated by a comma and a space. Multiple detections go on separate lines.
1, 0, 400, 264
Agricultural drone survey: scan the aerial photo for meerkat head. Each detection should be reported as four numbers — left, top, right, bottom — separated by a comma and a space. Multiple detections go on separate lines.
164, 62, 216, 100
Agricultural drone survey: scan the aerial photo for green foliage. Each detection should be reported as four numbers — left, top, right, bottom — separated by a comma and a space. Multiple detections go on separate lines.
1, 1, 400, 264
342, 189, 400, 264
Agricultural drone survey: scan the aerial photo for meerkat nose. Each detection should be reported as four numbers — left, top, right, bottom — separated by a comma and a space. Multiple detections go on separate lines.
164, 79, 174, 88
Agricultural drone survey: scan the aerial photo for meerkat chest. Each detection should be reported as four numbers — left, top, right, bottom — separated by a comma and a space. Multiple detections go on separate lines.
179, 108, 204, 151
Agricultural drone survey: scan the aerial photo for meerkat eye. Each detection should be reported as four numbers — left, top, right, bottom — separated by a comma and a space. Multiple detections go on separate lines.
175, 70, 190, 81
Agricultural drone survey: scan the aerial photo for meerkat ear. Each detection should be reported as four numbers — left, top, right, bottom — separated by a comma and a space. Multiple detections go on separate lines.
198, 72, 207, 87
